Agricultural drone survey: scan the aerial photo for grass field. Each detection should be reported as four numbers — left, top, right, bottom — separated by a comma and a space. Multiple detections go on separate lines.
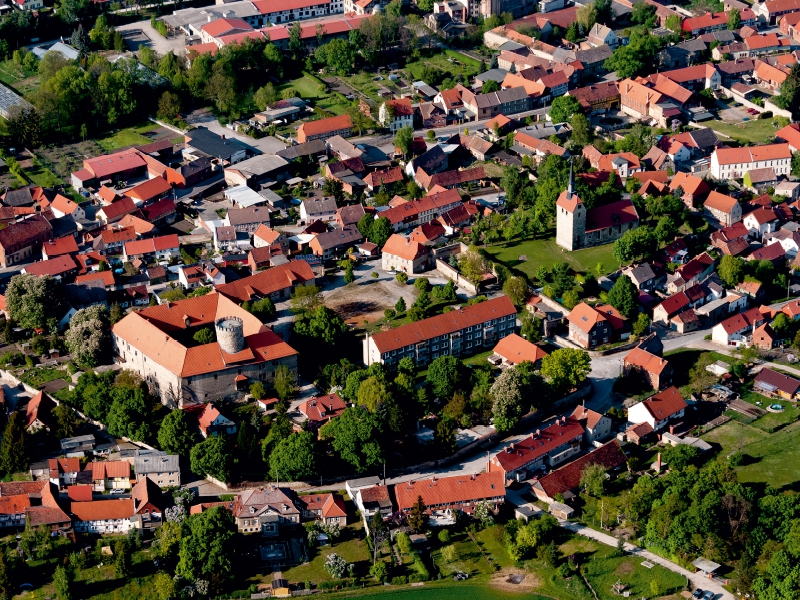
278, 531, 371, 583
706, 118, 781, 145
739, 392, 800, 432
25, 158, 64, 188
280, 75, 349, 116
484, 237, 618, 278
404, 52, 481, 82
702, 418, 800, 487
95, 123, 159, 152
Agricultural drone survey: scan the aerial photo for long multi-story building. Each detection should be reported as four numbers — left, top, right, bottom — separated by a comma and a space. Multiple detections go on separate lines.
363, 296, 517, 367
710, 143, 792, 179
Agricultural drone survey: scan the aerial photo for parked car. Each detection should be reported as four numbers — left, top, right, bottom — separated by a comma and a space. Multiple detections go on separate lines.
702, 591, 715, 600
692, 590, 703, 599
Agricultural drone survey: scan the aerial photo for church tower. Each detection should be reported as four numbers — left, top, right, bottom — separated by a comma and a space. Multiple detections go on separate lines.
555, 160, 586, 251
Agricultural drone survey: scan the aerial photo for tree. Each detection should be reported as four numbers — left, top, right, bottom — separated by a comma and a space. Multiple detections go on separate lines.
5, 274, 63, 330
394, 125, 414, 158
607, 275, 638, 318
604, 31, 662, 79
0, 550, 10, 600
176, 507, 237, 590
291, 285, 324, 315
654, 215, 677, 245
612, 226, 656, 265
427, 355, 461, 399
288, 21, 304, 58
491, 367, 526, 432
250, 381, 266, 401
395, 296, 407, 313
254, 83, 277, 111
408, 495, 427, 532
665, 13, 682, 32
632, 313, 651, 337
549, 95, 582, 124
503, 276, 528, 306
64, 304, 111, 368
727, 7, 741, 30
594, 0, 615, 24
245, 297, 276, 322
357, 376, 391, 412
269, 432, 316, 481
157, 91, 181, 122
357, 213, 374, 240
370, 560, 388, 581
193, 326, 215, 345
630, 1, 656, 26
53, 403, 79, 440
53, 565, 73, 600
718, 255, 744, 288
153, 572, 175, 600
662, 443, 700, 469
273, 364, 296, 401
324, 553, 347, 579
773, 312, 792, 337
570, 113, 592, 147
369, 216, 393, 247
294, 306, 348, 344
320, 407, 383, 472
541, 348, 591, 391
106, 387, 151, 442
482, 80, 500, 94
114, 538, 131, 577
158, 409, 197, 456
580, 463, 607, 497
190, 436, 232, 482
6, 105, 42, 149
0, 412, 27, 474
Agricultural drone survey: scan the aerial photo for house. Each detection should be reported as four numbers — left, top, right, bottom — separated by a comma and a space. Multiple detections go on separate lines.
587, 23, 618, 47
381, 233, 431, 274
297, 493, 347, 526
626, 421, 655, 445
682, 9, 756, 35
488, 418, 584, 482
747, 241, 786, 264
25, 391, 56, 432
623, 263, 663, 292
140, 199, 177, 226
226, 206, 271, 234
711, 307, 766, 346
711, 221, 750, 255
623, 347, 673, 390
48, 458, 81, 489
711, 144, 792, 180
126, 177, 172, 206
670, 172, 711, 208
0, 480, 70, 531
531, 441, 627, 503
22, 255, 79, 281
775, 181, 800, 202
568, 405, 612, 445
566, 302, 614, 349
364, 296, 517, 368
71, 149, 151, 191
134, 455, 180, 488
703, 191, 742, 226
0, 215, 53, 267
298, 393, 347, 429
393, 471, 505, 525
184, 127, 253, 165
215, 261, 315, 303
490, 333, 548, 368
131, 476, 167, 520
122, 234, 180, 262
96, 198, 137, 225
253, 225, 290, 254
668, 253, 716, 294
85, 461, 132, 491
300, 197, 337, 225
753, 323, 779, 349
378, 98, 415, 133
671, 309, 701, 333
50, 194, 85, 220
297, 115, 353, 143
354, 484, 393, 526
363, 167, 404, 192
754, 367, 800, 399
112, 292, 299, 406
743, 207, 779, 238
70, 499, 136, 534
764, 228, 800, 258
309, 226, 364, 260
567, 81, 620, 114
628, 386, 687, 431
186, 403, 237, 438
232, 486, 300, 533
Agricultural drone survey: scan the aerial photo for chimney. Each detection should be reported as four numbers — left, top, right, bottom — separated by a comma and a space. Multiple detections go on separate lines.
655, 452, 662, 473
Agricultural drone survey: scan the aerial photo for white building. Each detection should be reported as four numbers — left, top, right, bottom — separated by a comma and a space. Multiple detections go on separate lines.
134, 455, 181, 488
300, 197, 337, 224
627, 387, 687, 432
70, 499, 137, 535
710, 144, 792, 179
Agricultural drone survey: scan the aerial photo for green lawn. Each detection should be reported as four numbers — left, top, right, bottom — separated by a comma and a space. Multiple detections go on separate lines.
404, 53, 481, 83
278, 531, 371, 584
335, 584, 550, 600
705, 118, 781, 145
95, 123, 159, 152
280, 75, 349, 115
25, 158, 63, 188
701, 419, 800, 487
484, 237, 618, 278
462, 349, 495, 368
444, 50, 482, 70
739, 392, 800, 432
18, 366, 67, 388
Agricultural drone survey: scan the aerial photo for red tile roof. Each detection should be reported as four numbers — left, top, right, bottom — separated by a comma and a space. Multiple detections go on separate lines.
42, 236, 79, 257
299, 393, 346, 424
24, 255, 77, 277
624, 347, 669, 375
490, 419, 584, 474
99, 198, 137, 221
382, 233, 430, 261
297, 115, 353, 138
534, 441, 626, 499
67, 486, 93, 502
394, 471, 504, 511
215, 261, 314, 303
124, 234, 180, 256
492, 333, 548, 364
637, 386, 687, 421
704, 190, 739, 213
127, 177, 171, 202
717, 307, 765, 335
201, 17, 253, 37
585, 199, 639, 233
70, 498, 135, 521
84, 150, 147, 180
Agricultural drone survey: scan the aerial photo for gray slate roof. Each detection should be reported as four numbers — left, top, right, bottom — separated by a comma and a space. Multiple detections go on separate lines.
134, 454, 180, 474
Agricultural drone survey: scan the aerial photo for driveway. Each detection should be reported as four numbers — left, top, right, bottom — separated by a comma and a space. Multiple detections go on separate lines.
185, 109, 288, 155
116, 20, 187, 56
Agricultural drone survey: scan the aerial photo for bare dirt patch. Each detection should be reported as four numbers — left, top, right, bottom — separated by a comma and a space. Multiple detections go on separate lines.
488, 568, 543, 593
614, 560, 635, 576
325, 280, 408, 325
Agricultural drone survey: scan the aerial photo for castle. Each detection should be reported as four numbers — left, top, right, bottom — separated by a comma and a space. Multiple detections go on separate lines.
555, 164, 640, 251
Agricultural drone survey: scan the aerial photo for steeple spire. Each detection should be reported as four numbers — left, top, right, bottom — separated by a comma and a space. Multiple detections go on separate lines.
566, 157, 574, 200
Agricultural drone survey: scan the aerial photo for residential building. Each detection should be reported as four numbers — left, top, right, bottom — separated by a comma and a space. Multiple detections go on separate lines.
682, 9, 756, 35
134, 455, 181, 488
232, 486, 300, 533
393, 471, 504, 526
378, 98, 415, 133
587, 23, 618, 47
531, 441, 627, 503
226, 206, 271, 234
71, 149, 151, 191
568, 405, 612, 445
364, 295, 517, 367
354, 484, 392, 525
703, 190, 742, 226
566, 81, 620, 114
185, 403, 237, 438
488, 418, 584, 482
215, 261, 315, 304
85, 461, 132, 491
297, 115, 353, 143
298, 393, 347, 429
744, 207, 780, 238
754, 367, 800, 399
70, 499, 137, 535
670, 172, 711, 208
97, 198, 137, 225
48, 458, 80, 489
299, 197, 337, 224
711, 306, 766, 346
122, 234, 180, 262
112, 293, 299, 406
308, 226, 363, 260
667, 253, 716, 294
25, 391, 55, 432
381, 234, 431, 274
490, 333, 547, 368
0, 215, 53, 267
711, 144, 792, 179
623, 347, 673, 390
566, 302, 619, 349
623, 263, 663, 292
297, 493, 347, 526
253, 225, 290, 253
627, 386, 687, 431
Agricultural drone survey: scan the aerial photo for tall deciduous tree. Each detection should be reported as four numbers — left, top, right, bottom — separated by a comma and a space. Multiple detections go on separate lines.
607, 274, 638, 318
549, 94, 582, 123
269, 431, 317, 480
541, 348, 591, 391
176, 507, 237, 591
5, 274, 63, 330
718, 255, 744, 288
426, 355, 461, 399
158, 409, 197, 456
190, 436, 232, 482
491, 367, 526, 432
1, 412, 27, 475
320, 406, 384, 472
394, 125, 414, 158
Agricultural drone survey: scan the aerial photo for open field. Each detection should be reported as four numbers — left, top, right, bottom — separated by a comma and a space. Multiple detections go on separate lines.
484, 238, 618, 278
0, 60, 39, 97
702, 418, 800, 487
95, 123, 160, 152
739, 392, 800, 432
25, 157, 64, 188
404, 51, 482, 82
705, 119, 781, 145
280, 75, 349, 116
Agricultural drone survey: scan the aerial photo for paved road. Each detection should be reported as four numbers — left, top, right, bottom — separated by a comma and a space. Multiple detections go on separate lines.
560, 520, 733, 600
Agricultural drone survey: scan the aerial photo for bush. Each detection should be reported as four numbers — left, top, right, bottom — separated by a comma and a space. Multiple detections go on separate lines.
408, 573, 430, 583
396, 272, 409, 284
557, 563, 572, 577
390, 576, 408, 585
317, 579, 355, 590
759, 111, 773, 120
438, 529, 450, 543
396, 532, 411, 554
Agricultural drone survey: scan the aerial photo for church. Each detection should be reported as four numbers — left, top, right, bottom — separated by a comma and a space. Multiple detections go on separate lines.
556, 165, 640, 251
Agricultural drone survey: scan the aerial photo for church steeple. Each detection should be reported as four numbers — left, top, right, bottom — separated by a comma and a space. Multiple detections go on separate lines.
566, 157, 574, 200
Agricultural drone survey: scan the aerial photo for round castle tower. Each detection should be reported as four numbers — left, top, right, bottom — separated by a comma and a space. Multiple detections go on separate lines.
215, 317, 244, 354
